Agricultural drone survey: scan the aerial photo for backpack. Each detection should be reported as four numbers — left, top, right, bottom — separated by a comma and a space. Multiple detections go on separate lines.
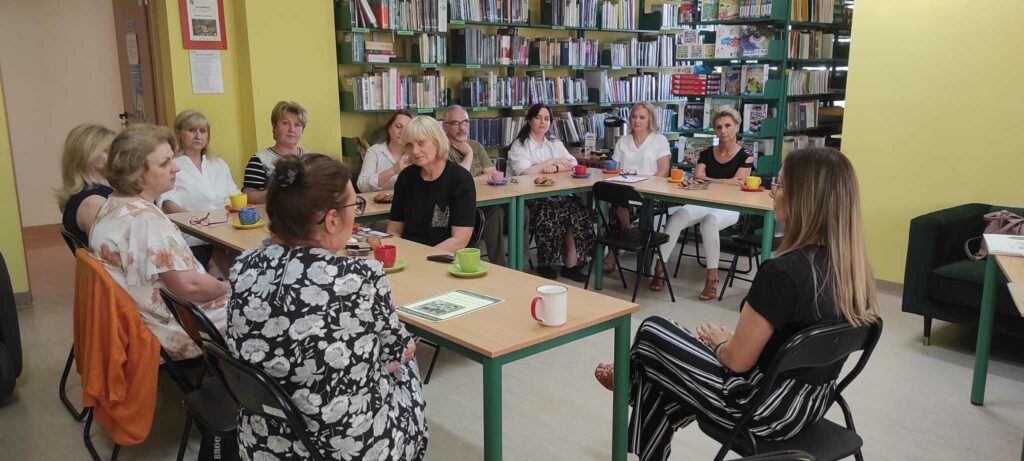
965, 210, 1024, 260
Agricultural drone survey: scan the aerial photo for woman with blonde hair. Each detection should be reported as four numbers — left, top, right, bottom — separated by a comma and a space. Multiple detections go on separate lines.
160, 110, 240, 270
90, 124, 228, 360
387, 115, 476, 251
657, 105, 754, 296
594, 147, 879, 461
55, 123, 117, 246
242, 100, 309, 204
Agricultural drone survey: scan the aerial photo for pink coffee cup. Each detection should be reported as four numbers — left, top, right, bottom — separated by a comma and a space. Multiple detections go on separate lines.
490, 171, 504, 182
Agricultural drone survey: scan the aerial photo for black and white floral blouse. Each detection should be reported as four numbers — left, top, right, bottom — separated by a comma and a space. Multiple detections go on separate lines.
227, 244, 427, 460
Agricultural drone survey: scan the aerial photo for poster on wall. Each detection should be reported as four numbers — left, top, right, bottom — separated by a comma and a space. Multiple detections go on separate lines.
179, 0, 227, 50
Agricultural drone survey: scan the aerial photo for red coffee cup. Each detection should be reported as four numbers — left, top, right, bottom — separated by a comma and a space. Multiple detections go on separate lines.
573, 165, 587, 175
373, 244, 397, 268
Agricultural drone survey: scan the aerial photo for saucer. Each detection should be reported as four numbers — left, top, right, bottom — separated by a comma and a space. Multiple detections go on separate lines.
225, 205, 243, 212
486, 179, 509, 186
667, 177, 686, 184
231, 218, 266, 230
740, 185, 765, 192
448, 263, 488, 278
383, 259, 406, 274
601, 169, 621, 175
571, 173, 591, 179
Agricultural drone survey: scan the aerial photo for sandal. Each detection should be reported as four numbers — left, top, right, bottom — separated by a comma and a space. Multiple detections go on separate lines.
603, 255, 616, 273
594, 363, 614, 391
698, 278, 719, 301
650, 261, 666, 292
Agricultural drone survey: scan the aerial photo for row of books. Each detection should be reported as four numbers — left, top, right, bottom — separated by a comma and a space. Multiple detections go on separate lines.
342, 69, 448, 110
785, 100, 819, 130
345, 0, 448, 31
782, 134, 826, 154
459, 72, 590, 107
700, 0, 777, 21
541, 0, 599, 28
604, 36, 676, 68
601, 0, 638, 30
788, 30, 835, 59
449, 0, 529, 23
585, 70, 676, 104
345, 34, 447, 64
786, 69, 830, 96
670, 64, 769, 97
790, 0, 837, 23
673, 26, 776, 60
533, 38, 602, 67
466, 116, 526, 147
451, 28, 529, 65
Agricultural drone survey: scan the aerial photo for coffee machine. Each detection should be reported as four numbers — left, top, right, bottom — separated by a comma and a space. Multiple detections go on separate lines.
602, 116, 626, 152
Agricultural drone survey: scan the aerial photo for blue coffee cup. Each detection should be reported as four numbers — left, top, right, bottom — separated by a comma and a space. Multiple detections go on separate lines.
603, 159, 618, 171
238, 207, 260, 225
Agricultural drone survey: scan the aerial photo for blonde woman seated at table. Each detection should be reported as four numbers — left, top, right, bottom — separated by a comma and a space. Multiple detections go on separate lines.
508, 103, 594, 282
55, 123, 117, 247
159, 110, 240, 273
242, 100, 309, 204
656, 106, 754, 298
387, 115, 476, 252
595, 147, 879, 461
89, 124, 228, 361
602, 101, 672, 274
228, 153, 426, 460
357, 109, 413, 192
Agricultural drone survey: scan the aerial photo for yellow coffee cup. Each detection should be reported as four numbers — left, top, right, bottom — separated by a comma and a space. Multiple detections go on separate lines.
229, 193, 248, 209
745, 176, 762, 188
670, 168, 684, 181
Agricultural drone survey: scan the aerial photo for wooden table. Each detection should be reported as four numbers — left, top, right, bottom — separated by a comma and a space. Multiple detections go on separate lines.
166, 211, 639, 461
971, 254, 1024, 405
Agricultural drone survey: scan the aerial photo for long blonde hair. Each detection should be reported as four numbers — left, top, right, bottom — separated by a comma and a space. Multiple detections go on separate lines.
174, 110, 213, 158
55, 124, 117, 211
776, 147, 878, 326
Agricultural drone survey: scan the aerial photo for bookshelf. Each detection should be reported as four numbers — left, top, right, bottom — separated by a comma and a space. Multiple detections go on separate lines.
333, 0, 853, 176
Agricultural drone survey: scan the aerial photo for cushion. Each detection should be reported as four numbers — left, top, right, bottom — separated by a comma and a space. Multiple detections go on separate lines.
697, 417, 862, 460
930, 260, 1017, 316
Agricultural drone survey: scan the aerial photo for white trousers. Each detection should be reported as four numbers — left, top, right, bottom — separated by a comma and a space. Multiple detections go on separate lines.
658, 205, 740, 271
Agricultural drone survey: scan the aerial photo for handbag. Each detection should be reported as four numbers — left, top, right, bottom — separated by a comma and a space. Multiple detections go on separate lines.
965, 210, 1024, 260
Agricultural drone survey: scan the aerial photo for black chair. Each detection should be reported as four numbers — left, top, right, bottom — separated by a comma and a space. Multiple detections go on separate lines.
58, 227, 89, 421
733, 450, 816, 461
697, 319, 883, 461
203, 342, 327, 461
585, 181, 675, 302
420, 208, 487, 385
717, 227, 782, 301
160, 289, 237, 461
0, 251, 23, 402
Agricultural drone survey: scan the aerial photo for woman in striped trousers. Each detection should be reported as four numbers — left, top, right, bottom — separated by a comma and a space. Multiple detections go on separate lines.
596, 147, 880, 461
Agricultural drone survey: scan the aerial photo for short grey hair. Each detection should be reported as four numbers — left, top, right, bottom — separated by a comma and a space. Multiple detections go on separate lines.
443, 105, 469, 121
711, 105, 742, 127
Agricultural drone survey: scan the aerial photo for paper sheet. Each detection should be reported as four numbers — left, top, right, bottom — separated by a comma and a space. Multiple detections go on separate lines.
603, 176, 649, 184
399, 290, 503, 322
189, 50, 224, 94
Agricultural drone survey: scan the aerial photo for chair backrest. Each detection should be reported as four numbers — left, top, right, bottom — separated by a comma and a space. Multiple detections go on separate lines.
202, 342, 326, 461
591, 181, 646, 233
60, 227, 87, 255
468, 207, 486, 248
0, 251, 23, 387
159, 288, 228, 348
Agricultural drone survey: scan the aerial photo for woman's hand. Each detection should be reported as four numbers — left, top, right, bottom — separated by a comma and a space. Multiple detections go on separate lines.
392, 159, 409, 174
542, 165, 558, 174
403, 342, 416, 363
696, 323, 733, 349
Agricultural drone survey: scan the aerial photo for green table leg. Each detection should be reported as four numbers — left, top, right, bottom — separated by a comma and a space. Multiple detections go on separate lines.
483, 359, 503, 461
612, 315, 631, 461
971, 255, 998, 405
594, 242, 604, 290
760, 211, 775, 261
506, 199, 518, 270
514, 196, 526, 271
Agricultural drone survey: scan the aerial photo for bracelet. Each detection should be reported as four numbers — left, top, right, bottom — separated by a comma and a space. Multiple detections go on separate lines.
714, 341, 727, 358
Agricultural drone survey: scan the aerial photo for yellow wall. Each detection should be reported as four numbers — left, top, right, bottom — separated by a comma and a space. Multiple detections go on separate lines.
0, 70, 30, 294
843, 1, 1024, 282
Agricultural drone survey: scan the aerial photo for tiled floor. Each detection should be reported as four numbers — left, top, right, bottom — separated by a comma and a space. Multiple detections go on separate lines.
1, 233, 1022, 460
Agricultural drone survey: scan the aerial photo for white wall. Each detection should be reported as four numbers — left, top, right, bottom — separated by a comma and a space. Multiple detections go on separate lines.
0, 0, 124, 227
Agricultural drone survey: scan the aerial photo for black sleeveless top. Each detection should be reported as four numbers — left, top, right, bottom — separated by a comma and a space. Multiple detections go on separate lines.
698, 146, 753, 179
62, 184, 113, 246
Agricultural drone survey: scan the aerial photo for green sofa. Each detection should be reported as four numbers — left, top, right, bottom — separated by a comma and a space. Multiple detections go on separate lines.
903, 203, 1024, 344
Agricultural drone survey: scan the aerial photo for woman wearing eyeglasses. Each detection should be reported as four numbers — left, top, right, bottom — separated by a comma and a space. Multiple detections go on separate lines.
595, 147, 878, 461
228, 153, 427, 460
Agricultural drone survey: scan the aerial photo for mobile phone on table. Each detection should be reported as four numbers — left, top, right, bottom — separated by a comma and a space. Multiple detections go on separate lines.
426, 254, 455, 263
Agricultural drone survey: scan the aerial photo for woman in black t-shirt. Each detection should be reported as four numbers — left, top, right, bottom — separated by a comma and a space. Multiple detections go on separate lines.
655, 106, 755, 297
388, 116, 477, 250
595, 147, 879, 461
55, 124, 117, 247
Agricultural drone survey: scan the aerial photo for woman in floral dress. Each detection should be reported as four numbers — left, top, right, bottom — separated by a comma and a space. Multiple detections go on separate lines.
227, 153, 427, 460
89, 124, 228, 361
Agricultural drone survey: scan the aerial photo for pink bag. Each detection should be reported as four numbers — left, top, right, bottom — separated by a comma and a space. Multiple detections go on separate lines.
965, 210, 1024, 260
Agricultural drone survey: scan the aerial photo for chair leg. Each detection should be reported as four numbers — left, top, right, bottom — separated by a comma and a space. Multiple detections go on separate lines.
655, 248, 675, 302
611, 249, 628, 289
718, 251, 741, 301
630, 250, 644, 303
923, 317, 932, 346
584, 253, 598, 289
83, 408, 122, 461
423, 342, 442, 384
176, 414, 194, 461
673, 228, 689, 278
60, 345, 88, 422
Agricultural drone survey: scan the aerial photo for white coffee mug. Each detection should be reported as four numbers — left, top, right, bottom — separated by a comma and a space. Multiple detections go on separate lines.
531, 285, 568, 326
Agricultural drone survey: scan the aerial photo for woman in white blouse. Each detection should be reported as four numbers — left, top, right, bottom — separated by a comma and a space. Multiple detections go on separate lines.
160, 110, 240, 273
357, 110, 413, 192
603, 102, 673, 278
508, 104, 595, 282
